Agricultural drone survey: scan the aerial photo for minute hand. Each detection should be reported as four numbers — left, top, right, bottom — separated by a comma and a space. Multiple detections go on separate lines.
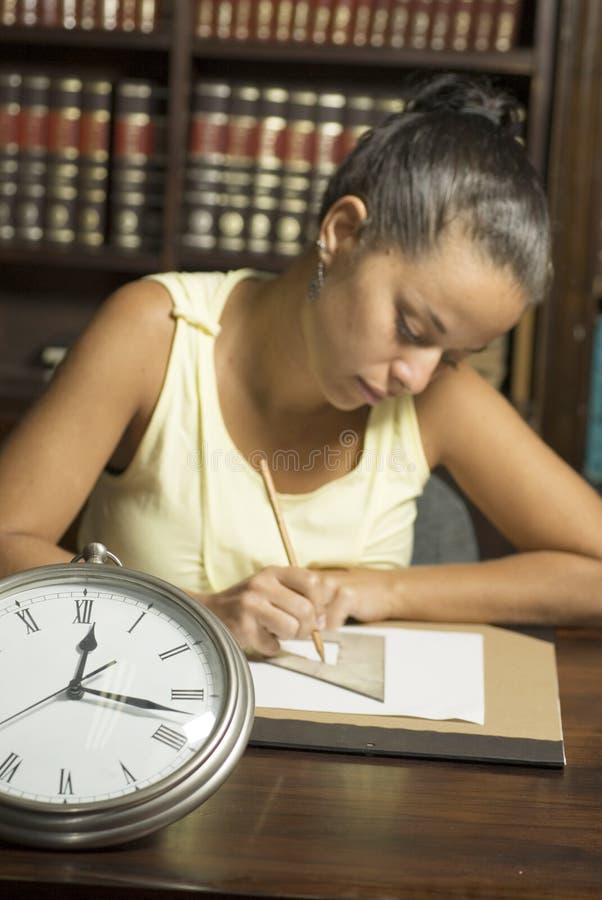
80, 686, 192, 715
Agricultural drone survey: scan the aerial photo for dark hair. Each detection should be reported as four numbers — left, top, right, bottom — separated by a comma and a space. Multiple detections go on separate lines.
319, 73, 552, 304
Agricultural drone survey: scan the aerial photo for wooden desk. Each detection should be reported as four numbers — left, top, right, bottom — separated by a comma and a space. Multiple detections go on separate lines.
0, 628, 601, 899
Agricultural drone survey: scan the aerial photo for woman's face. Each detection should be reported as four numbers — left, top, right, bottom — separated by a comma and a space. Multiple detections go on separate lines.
303, 233, 527, 410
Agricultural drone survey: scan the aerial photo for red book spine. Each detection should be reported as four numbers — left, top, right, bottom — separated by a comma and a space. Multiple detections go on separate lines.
17, 0, 43, 26
273, 87, 317, 257
217, 81, 260, 252
273, 0, 294, 41
291, 0, 311, 42
408, 0, 434, 50
194, 0, 215, 37
329, 0, 355, 46
306, 89, 345, 237
247, 84, 289, 254
181, 78, 230, 252
472, 0, 497, 50
39, 0, 61, 27
387, 0, 412, 48
493, 0, 524, 51
232, 0, 253, 40
310, 0, 332, 45
110, 79, 167, 251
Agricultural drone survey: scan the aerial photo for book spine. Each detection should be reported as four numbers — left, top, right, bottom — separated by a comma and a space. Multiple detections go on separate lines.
449, 0, 477, 51
339, 91, 373, 160
472, 0, 497, 50
44, 75, 82, 244
291, 0, 311, 42
0, 71, 21, 242
232, 0, 253, 39
368, 0, 391, 47
306, 89, 345, 240
309, 0, 332, 45
272, 0, 294, 41
181, 78, 230, 252
214, 0, 234, 39
76, 77, 112, 247
272, 87, 316, 257
100, 0, 119, 30
429, 0, 454, 50
351, 0, 372, 46
387, 0, 412, 48
17, 0, 43, 26
79, 0, 100, 29
1, 0, 18, 25
110, 78, 167, 251
137, 0, 162, 32
15, 73, 51, 244
329, 0, 355, 46
120, 0, 137, 30
194, 0, 216, 37
408, 0, 434, 50
217, 82, 260, 252
494, 0, 524, 51
60, 0, 79, 29
247, 84, 289, 255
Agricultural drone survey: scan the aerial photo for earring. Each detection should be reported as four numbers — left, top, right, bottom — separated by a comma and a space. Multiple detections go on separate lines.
307, 239, 326, 303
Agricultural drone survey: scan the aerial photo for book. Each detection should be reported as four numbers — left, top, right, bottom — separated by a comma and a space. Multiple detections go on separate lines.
44, 75, 83, 244
214, 0, 234, 38
0, 70, 21, 242
310, 0, 332, 44
76, 77, 112, 247
272, 87, 317, 257
388, 0, 411, 48
247, 84, 289, 254
273, 0, 294, 41
450, 0, 477, 52
181, 78, 230, 251
306, 89, 345, 238
0, 0, 18, 25
351, 0, 372, 46
194, 0, 217, 37
232, 0, 253, 39
14, 72, 51, 244
429, 0, 454, 50
494, 0, 524, 51
473, 0, 497, 51
109, 78, 167, 252
368, 0, 391, 47
291, 0, 311, 42
329, 0, 356, 45
408, 0, 433, 50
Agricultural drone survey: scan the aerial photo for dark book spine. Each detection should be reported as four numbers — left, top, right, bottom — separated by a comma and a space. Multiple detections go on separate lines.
39, 0, 61, 27
339, 91, 373, 161
181, 78, 230, 252
429, 0, 454, 49
14, 73, 51, 244
351, 0, 372, 46
472, 0, 497, 50
76, 78, 112, 247
291, 0, 311, 42
272, 87, 316, 257
449, 0, 476, 51
0, 71, 21, 242
310, 0, 332, 45
44, 75, 83, 244
408, 0, 434, 50
109, 78, 167, 252
247, 84, 289, 255
305, 89, 345, 240
216, 82, 260, 253
494, 0, 524, 51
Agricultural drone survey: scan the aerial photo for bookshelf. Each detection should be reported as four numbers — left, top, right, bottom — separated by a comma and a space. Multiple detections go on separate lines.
0, 0, 568, 449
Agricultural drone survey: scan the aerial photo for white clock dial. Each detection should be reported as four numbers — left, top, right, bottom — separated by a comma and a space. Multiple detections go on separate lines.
0, 554, 254, 848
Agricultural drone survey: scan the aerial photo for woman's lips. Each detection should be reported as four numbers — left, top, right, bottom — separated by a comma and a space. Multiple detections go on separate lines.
356, 377, 386, 405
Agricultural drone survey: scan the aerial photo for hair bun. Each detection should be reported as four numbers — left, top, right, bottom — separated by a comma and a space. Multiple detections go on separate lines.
405, 72, 525, 140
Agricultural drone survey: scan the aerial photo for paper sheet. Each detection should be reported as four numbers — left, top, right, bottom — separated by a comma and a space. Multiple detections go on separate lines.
250, 626, 485, 725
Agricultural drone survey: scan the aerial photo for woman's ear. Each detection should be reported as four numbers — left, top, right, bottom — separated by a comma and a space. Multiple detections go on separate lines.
319, 195, 368, 260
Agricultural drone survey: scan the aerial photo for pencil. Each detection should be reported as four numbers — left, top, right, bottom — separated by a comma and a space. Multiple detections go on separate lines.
258, 458, 326, 663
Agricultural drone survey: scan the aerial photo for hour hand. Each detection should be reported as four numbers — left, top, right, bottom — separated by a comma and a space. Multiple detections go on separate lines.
80, 686, 192, 716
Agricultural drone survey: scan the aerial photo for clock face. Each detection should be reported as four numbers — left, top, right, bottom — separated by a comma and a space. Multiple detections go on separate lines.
0, 564, 247, 825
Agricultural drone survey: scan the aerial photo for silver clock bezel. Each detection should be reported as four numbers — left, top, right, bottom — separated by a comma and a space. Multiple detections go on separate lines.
0, 561, 255, 848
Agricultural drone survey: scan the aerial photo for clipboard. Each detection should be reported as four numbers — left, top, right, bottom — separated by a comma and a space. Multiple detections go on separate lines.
250, 623, 565, 768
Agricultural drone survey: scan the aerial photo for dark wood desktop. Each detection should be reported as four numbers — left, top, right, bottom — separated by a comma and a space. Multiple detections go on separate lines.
0, 627, 600, 899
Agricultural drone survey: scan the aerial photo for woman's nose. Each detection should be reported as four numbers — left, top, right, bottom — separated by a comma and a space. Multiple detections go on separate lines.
390, 346, 443, 394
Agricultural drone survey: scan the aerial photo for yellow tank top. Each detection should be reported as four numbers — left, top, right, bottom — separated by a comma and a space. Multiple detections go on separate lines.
78, 269, 430, 594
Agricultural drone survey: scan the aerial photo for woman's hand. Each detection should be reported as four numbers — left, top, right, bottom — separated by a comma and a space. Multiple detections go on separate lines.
193, 567, 337, 657
315, 568, 399, 629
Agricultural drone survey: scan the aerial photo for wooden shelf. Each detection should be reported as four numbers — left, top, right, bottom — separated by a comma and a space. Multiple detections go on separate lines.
0, 26, 171, 51
0, 244, 160, 274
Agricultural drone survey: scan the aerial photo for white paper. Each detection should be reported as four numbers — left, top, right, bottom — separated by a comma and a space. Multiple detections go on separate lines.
251, 626, 485, 725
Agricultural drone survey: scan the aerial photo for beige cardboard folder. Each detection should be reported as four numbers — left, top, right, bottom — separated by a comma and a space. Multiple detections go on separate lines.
250, 623, 565, 767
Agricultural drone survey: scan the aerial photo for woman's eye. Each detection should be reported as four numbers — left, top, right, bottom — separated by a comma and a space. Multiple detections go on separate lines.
396, 314, 421, 344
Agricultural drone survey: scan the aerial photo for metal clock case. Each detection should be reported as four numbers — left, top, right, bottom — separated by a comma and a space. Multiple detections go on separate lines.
0, 544, 254, 849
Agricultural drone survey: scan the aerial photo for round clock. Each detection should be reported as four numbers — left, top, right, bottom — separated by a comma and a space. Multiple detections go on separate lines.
0, 543, 255, 849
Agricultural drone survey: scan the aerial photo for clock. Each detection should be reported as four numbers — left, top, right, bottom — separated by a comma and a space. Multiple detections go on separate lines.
0, 543, 254, 849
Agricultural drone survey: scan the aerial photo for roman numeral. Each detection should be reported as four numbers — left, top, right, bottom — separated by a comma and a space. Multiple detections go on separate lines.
171, 689, 205, 701
73, 597, 94, 624
119, 761, 137, 785
158, 644, 190, 661
59, 768, 73, 795
151, 724, 187, 751
0, 752, 22, 783
14, 602, 40, 635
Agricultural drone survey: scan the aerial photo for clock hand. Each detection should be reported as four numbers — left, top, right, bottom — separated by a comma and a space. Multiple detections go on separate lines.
79, 687, 193, 716
0, 659, 118, 729
67, 623, 98, 699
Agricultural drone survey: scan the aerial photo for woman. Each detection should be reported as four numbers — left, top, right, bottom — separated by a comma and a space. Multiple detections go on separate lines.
0, 74, 600, 655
